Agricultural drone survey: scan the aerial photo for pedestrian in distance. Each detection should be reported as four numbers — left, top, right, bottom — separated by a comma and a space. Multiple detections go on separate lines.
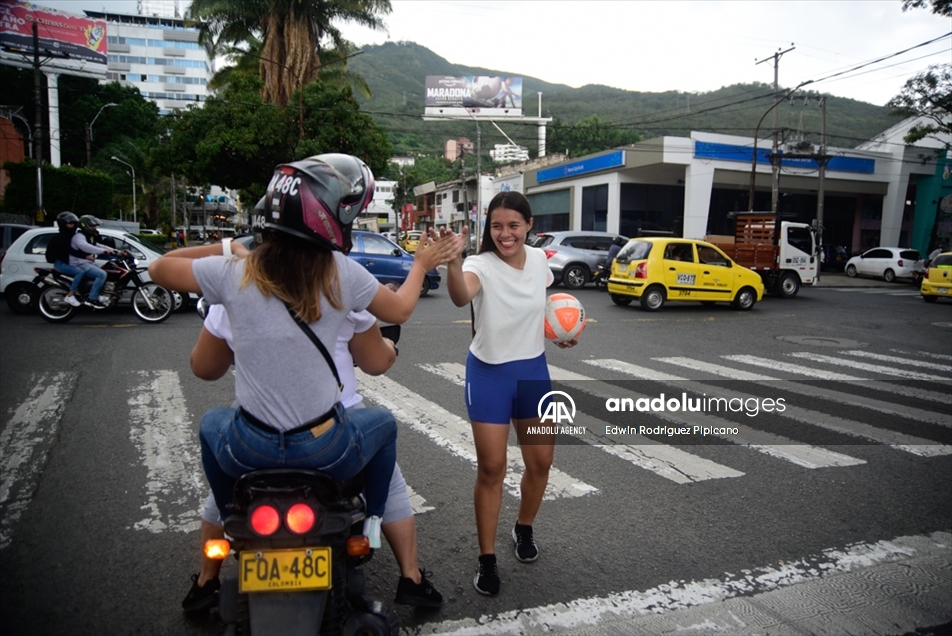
148, 154, 458, 552
439, 191, 577, 597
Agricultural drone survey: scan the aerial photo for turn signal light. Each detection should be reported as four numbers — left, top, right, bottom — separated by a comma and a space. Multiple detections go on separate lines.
634, 262, 648, 279
250, 504, 281, 535
286, 503, 315, 534
203, 539, 231, 560
347, 536, 371, 556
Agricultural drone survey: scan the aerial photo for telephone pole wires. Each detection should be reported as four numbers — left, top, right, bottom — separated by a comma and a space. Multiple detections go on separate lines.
756, 44, 795, 213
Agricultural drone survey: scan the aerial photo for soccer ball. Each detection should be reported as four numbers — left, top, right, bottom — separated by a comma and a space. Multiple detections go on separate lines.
470, 76, 502, 101
544, 293, 586, 343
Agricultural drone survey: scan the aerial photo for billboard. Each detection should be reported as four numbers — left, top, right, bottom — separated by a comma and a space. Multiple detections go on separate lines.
0, 2, 107, 79
425, 76, 522, 118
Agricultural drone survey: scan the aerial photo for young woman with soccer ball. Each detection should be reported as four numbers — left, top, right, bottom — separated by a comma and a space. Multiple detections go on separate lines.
440, 191, 577, 597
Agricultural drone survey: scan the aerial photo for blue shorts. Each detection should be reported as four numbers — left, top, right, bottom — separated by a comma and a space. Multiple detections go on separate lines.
465, 352, 552, 424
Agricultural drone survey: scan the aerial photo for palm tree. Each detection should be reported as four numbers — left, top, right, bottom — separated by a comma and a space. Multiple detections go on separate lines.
187, 0, 390, 105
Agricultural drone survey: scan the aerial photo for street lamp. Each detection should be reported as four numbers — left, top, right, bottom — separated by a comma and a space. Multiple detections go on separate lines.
111, 156, 136, 225
86, 103, 117, 166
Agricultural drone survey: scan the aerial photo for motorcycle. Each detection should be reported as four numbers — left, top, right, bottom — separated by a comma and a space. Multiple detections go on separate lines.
592, 258, 610, 290
32, 252, 174, 324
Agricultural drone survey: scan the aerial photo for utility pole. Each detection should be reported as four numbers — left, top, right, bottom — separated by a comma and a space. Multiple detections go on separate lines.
756, 44, 794, 213
32, 21, 44, 223
816, 96, 827, 230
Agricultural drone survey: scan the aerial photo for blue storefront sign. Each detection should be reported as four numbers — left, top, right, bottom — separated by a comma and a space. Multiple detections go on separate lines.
694, 141, 874, 174
537, 151, 625, 183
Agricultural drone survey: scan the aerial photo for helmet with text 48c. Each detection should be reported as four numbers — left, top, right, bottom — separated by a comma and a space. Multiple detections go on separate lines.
263, 154, 374, 250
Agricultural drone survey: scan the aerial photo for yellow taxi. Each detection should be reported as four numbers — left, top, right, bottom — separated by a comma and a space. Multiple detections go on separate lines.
607, 237, 765, 311
399, 231, 423, 253
921, 252, 951, 303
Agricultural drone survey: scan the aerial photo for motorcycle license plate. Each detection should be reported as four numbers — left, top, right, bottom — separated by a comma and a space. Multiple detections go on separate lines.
239, 547, 331, 593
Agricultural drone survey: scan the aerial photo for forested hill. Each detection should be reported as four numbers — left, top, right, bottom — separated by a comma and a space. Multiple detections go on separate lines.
349, 41, 904, 158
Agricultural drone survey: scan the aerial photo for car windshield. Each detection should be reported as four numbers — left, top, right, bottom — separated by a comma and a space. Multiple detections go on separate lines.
615, 240, 651, 263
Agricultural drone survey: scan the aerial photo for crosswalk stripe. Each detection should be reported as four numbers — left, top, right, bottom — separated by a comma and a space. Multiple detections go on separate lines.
588, 358, 949, 458
356, 370, 598, 500
423, 362, 743, 484
127, 370, 203, 534
723, 355, 951, 405
841, 350, 952, 372
658, 357, 951, 428
890, 349, 952, 362
789, 352, 952, 383
0, 372, 76, 550
405, 484, 433, 515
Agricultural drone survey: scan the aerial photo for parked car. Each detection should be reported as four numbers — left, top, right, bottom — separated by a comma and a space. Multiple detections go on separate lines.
607, 237, 765, 311
1, 227, 171, 314
399, 231, 423, 254
139, 228, 163, 236
528, 230, 628, 289
236, 231, 441, 296
844, 247, 923, 282
920, 252, 952, 303
820, 244, 849, 272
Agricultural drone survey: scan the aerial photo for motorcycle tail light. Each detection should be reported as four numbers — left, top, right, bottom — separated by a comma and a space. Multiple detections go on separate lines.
203, 539, 231, 560
250, 504, 281, 535
543, 250, 557, 259
285, 503, 315, 534
347, 536, 371, 556
634, 262, 648, 279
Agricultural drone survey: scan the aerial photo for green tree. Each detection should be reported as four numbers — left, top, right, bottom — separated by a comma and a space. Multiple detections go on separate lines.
901, 0, 952, 17
548, 115, 644, 158
886, 64, 952, 153
186, 0, 391, 106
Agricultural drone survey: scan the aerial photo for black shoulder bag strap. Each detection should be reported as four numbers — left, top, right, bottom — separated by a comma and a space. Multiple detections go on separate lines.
284, 303, 344, 391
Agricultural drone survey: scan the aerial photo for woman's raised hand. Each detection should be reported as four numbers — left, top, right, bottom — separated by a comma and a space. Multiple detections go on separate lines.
413, 228, 461, 270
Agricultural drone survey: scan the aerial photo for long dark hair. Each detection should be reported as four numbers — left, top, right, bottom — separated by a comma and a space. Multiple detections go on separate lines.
478, 191, 533, 255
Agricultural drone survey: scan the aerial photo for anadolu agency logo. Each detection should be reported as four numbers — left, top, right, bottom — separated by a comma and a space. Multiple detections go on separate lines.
528, 391, 586, 436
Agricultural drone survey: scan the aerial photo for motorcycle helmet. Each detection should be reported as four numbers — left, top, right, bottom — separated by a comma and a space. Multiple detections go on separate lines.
79, 215, 102, 230
263, 154, 375, 251
56, 211, 79, 231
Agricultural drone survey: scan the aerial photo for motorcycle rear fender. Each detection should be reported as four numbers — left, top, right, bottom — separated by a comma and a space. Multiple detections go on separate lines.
249, 589, 327, 636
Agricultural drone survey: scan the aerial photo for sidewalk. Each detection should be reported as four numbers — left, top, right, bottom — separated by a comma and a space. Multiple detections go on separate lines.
813, 271, 919, 289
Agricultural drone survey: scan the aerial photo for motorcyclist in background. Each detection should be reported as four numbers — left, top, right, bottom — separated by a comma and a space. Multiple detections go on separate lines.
48, 212, 88, 307
79, 215, 117, 249
70, 214, 118, 308
606, 235, 625, 269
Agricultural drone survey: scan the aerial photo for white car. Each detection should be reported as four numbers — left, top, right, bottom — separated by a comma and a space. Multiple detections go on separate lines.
0, 227, 175, 314
844, 247, 924, 282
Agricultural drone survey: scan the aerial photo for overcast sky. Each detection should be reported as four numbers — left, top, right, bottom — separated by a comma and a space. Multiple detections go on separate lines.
29, 0, 952, 106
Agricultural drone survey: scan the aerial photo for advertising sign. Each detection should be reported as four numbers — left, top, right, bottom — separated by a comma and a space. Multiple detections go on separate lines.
0, 2, 107, 79
425, 75, 522, 118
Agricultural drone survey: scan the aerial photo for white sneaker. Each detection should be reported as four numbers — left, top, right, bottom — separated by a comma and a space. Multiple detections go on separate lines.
363, 515, 382, 549
65, 295, 81, 307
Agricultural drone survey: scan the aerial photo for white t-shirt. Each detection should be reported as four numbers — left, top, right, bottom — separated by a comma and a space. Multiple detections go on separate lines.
204, 303, 376, 409
462, 245, 553, 364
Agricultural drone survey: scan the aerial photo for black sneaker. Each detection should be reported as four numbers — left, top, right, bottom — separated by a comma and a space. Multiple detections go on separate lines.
85, 298, 106, 309
473, 554, 500, 596
182, 574, 220, 613
394, 568, 443, 608
512, 523, 539, 562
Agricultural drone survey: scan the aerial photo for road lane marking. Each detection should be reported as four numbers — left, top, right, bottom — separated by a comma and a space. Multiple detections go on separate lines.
723, 355, 951, 405
840, 350, 952, 372
658, 357, 951, 428
584, 359, 865, 468
0, 372, 76, 550
357, 369, 598, 500
789, 352, 951, 383
127, 370, 204, 534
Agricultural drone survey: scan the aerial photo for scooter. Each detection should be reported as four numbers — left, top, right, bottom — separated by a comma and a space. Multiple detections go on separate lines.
32, 252, 174, 324
591, 258, 610, 290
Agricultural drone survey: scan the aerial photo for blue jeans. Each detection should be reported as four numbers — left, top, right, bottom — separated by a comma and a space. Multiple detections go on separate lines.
75, 261, 106, 300
199, 403, 396, 520
53, 260, 86, 294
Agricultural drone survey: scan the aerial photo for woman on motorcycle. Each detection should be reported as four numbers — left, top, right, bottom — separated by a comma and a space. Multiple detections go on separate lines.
149, 154, 456, 546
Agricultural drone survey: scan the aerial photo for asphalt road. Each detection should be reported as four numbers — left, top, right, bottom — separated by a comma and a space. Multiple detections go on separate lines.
0, 278, 949, 635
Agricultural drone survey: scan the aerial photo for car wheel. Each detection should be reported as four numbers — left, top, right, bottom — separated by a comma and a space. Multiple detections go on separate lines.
845, 264, 857, 277
5, 282, 38, 314
923, 295, 938, 303
610, 293, 632, 306
732, 286, 757, 310
419, 276, 430, 297
640, 285, 666, 312
778, 272, 800, 298
561, 264, 588, 290
883, 269, 896, 283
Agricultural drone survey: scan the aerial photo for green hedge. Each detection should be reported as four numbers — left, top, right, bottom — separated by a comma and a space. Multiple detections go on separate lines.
1, 160, 115, 222
135, 233, 170, 248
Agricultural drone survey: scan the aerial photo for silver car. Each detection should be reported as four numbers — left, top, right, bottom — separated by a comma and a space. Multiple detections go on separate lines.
528, 231, 628, 289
